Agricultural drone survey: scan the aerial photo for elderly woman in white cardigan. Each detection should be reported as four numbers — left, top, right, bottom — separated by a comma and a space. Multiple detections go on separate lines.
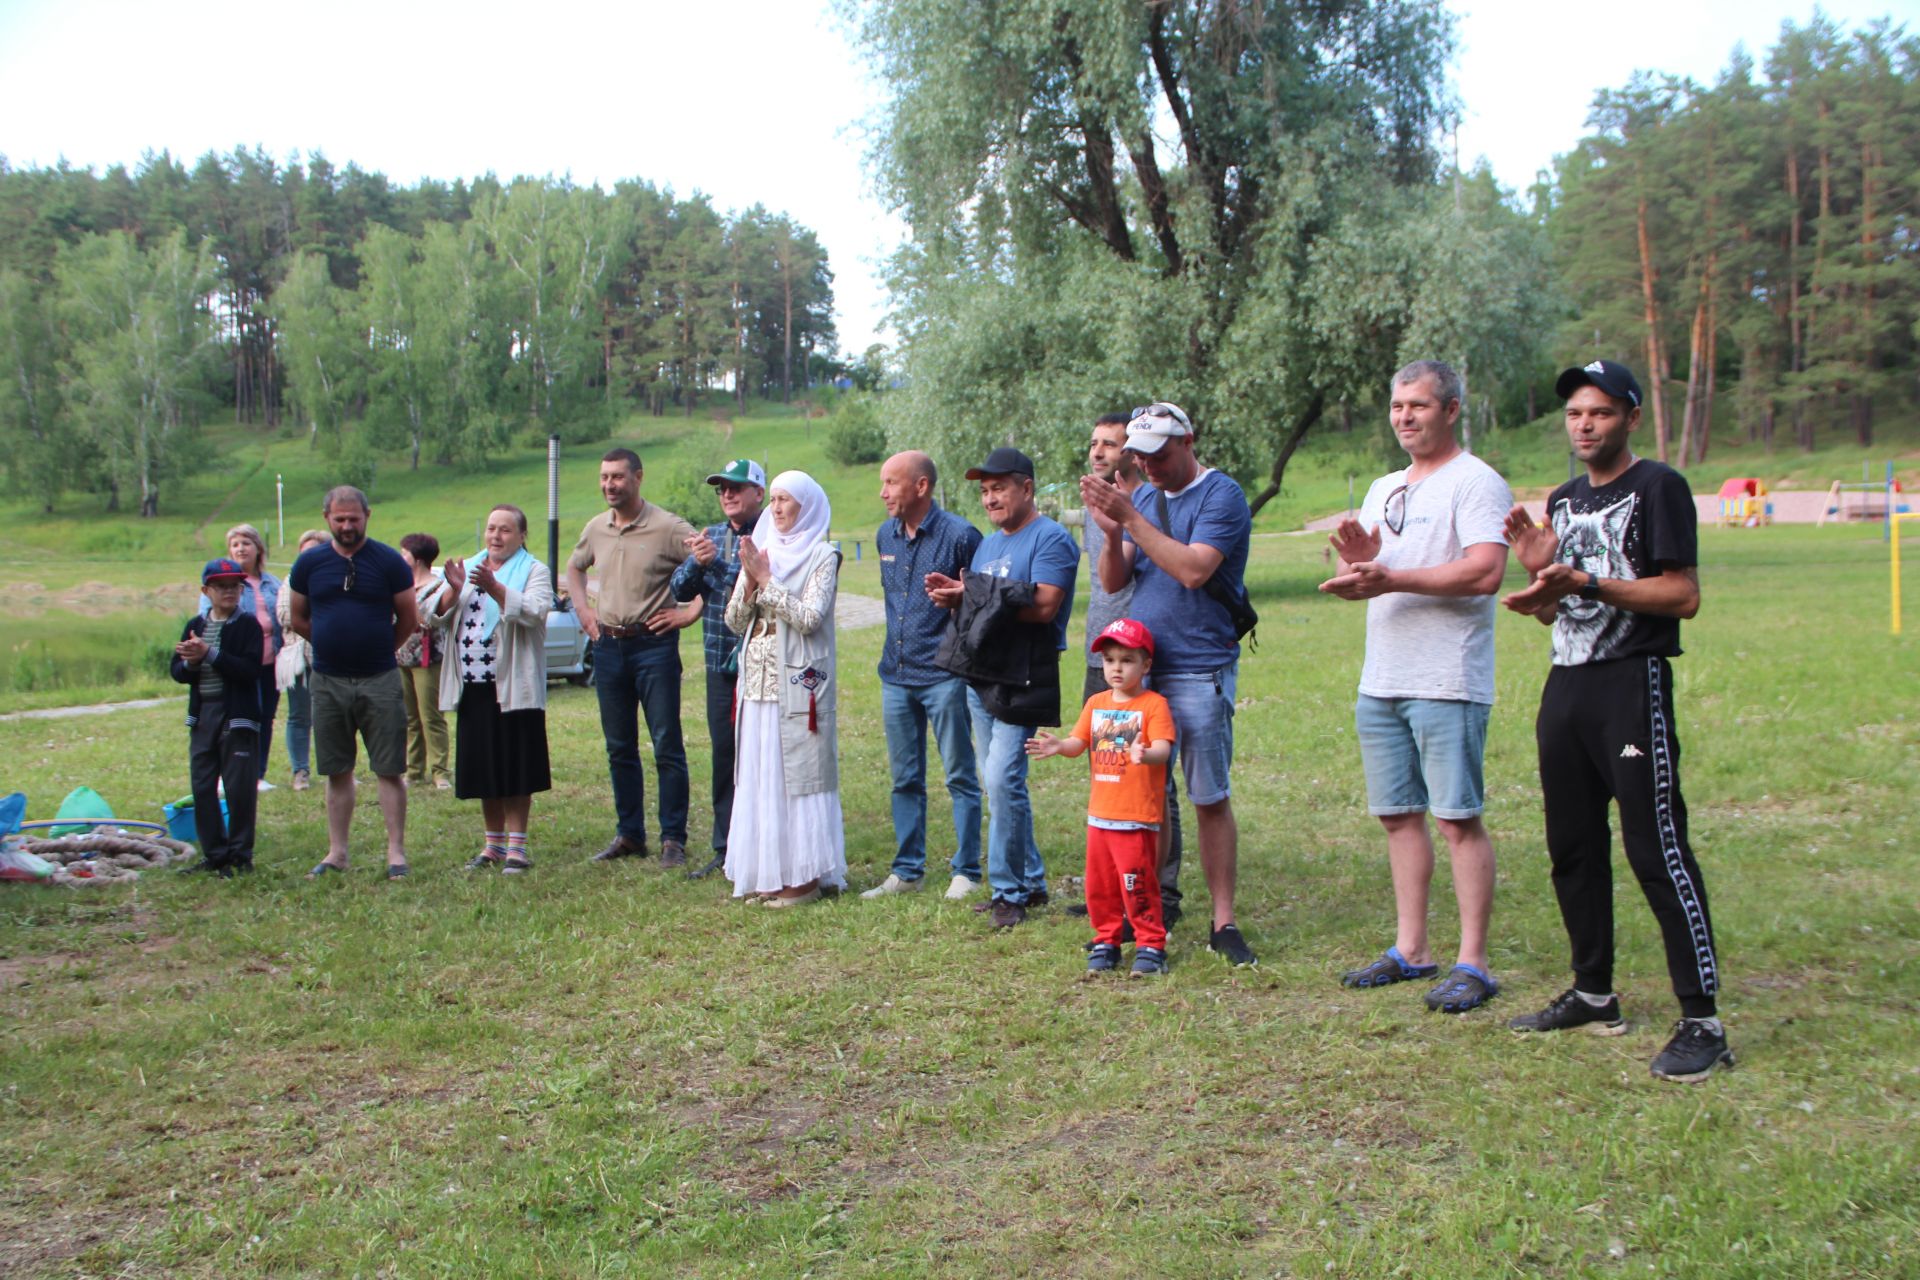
722, 471, 846, 906
427, 503, 554, 874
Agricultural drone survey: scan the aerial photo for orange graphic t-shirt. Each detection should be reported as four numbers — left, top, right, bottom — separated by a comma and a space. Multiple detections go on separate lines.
1071, 689, 1177, 827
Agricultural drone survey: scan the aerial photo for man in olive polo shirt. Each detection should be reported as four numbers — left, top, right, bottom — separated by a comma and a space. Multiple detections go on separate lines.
567, 447, 703, 865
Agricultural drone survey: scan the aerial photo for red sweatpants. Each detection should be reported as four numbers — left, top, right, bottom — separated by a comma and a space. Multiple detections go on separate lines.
1085, 825, 1166, 950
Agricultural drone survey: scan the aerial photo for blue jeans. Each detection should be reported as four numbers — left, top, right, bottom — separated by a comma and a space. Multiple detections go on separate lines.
594, 634, 690, 846
882, 678, 982, 882
284, 678, 311, 775
967, 686, 1047, 906
1355, 695, 1489, 820
1150, 662, 1238, 901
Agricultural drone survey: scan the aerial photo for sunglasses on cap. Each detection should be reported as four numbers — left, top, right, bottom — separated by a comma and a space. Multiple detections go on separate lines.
1129, 403, 1191, 430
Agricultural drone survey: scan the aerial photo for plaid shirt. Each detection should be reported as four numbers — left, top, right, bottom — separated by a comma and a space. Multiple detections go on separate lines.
669, 517, 754, 674
877, 502, 984, 687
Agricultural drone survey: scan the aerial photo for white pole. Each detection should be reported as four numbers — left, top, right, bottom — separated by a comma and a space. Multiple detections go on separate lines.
276, 474, 284, 549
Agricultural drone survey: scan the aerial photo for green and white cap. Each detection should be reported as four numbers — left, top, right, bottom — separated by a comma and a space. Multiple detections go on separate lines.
705, 458, 767, 488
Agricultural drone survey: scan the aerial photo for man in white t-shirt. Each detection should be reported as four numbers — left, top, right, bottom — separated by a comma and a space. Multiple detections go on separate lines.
1319, 360, 1513, 1014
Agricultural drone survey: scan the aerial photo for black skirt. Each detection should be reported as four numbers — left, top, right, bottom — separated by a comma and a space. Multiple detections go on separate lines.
454, 681, 552, 799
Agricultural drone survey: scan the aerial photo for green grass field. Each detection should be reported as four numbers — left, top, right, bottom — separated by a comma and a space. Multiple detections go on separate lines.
3, 494, 1917, 1275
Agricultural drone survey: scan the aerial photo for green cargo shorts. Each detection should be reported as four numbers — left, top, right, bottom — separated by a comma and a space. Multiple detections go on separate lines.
311, 668, 409, 779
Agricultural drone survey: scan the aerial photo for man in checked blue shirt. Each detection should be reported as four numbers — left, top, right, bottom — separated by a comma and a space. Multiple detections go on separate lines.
669, 458, 766, 880
863, 450, 987, 901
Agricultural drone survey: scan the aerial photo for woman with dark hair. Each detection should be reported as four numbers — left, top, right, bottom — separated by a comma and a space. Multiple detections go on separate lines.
397, 532, 453, 790
201, 522, 282, 790
427, 504, 553, 873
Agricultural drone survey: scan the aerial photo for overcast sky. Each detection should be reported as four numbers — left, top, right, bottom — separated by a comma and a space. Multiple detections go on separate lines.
2, 0, 1911, 354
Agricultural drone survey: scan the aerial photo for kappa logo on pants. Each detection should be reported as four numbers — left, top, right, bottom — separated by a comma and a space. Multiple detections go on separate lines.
1123, 872, 1139, 892
1619, 744, 1645, 758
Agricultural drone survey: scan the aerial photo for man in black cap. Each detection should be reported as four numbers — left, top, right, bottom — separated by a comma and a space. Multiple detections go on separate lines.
927, 447, 1079, 928
1501, 359, 1732, 1082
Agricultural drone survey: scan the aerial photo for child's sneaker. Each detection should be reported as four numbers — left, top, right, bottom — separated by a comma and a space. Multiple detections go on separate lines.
1086, 943, 1122, 973
1129, 947, 1169, 977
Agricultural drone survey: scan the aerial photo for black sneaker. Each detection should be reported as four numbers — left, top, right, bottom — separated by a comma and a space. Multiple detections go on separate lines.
990, 899, 1027, 929
1650, 1019, 1734, 1082
1207, 923, 1257, 967
1507, 988, 1626, 1035
1065, 903, 1090, 918
1163, 902, 1183, 930
1086, 943, 1122, 973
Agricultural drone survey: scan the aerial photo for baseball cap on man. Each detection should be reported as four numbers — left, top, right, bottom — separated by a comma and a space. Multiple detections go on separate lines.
1090, 617, 1155, 658
1555, 360, 1643, 408
1124, 401, 1194, 455
705, 458, 768, 488
964, 446, 1036, 481
202, 557, 248, 584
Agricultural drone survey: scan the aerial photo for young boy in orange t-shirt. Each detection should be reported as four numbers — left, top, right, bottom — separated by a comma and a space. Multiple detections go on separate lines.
1027, 618, 1177, 975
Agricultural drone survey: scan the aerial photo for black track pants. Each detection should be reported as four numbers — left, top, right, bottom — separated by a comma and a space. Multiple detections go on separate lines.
1535, 656, 1721, 1018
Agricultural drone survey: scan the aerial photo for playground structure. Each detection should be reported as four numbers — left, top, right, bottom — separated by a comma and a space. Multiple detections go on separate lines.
1893, 512, 1920, 635
1819, 461, 1910, 539
1715, 477, 1772, 527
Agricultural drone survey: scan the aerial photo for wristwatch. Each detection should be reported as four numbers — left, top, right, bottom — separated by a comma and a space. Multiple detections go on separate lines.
1578, 572, 1602, 600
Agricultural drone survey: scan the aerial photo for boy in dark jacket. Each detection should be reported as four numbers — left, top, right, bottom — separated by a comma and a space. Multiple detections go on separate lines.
171, 558, 265, 875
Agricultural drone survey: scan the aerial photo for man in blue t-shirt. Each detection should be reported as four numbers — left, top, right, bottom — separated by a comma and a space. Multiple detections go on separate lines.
1080, 402, 1257, 966
927, 447, 1077, 929
865, 450, 986, 903
288, 485, 420, 879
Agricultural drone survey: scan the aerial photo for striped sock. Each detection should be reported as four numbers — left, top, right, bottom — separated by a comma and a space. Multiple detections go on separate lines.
485, 830, 509, 860
505, 832, 529, 862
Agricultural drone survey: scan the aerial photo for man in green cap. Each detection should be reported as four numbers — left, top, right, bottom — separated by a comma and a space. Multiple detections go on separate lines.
670, 458, 768, 879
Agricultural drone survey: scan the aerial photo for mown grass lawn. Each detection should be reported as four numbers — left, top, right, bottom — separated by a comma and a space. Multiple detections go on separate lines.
2, 513, 1917, 1276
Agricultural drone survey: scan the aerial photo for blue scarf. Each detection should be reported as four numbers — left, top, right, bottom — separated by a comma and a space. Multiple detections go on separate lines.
477, 546, 536, 642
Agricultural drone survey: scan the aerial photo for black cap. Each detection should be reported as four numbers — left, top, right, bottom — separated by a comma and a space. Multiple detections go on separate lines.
965, 446, 1035, 481
1555, 360, 1643, 408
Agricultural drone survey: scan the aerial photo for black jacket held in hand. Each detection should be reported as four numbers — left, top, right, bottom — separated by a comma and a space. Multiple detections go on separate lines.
170, 612, 265, 729
935, 572, 1061, 727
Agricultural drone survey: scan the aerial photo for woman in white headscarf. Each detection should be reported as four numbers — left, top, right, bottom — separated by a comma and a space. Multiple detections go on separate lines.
722, 471, 845, 905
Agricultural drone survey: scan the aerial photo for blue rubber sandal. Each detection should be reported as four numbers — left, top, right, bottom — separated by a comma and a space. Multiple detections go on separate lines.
1425, 963, 1499, 1013
1341, 946, 1440, 989
308, 860, 345, 879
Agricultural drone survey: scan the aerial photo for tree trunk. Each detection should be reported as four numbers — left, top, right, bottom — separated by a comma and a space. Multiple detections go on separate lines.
1245, 392, 1327, 517
1634, 191, 1671, 462
1697, 279, 1718, 464
1785, 136, 1808, 450
1678, 250, 1713, 466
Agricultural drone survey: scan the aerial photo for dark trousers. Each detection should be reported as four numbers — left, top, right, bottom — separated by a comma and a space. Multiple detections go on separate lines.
593, 634, 690, 847
189, 700, 258, 868
1537, 657, 1721, 1018
255, 673, 280, 781
706, 669, 738, 853
1083, 665, 1184, 907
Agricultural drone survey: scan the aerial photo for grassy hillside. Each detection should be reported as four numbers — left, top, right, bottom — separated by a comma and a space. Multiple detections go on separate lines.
1, 395, 1914, 708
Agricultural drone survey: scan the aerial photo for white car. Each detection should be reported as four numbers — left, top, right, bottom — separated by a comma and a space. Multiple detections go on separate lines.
545, 593, 593, 685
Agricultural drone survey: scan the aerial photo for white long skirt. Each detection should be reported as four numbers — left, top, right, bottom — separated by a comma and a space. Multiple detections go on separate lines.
724, 700, 847, 896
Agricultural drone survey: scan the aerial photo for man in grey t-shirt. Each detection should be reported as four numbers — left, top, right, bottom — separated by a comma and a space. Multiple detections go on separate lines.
1319, 360, 1512, 1014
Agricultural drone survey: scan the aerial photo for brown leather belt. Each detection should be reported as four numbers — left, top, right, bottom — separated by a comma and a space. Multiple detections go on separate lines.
599, 621, 647, 638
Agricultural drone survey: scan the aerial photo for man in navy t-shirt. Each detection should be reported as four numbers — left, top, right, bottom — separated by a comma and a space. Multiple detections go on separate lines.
927, 447, 1077, 929
288, 485, 419, 879
1080, 402, 1257, 967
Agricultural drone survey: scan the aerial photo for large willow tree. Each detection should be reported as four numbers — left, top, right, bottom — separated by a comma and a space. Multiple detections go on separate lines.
855, 0, 1471, 508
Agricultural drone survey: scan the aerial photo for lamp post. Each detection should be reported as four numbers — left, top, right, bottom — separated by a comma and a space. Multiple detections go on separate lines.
547, 434, 561, 583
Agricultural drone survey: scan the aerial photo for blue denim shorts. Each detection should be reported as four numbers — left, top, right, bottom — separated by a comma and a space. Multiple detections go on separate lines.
1150, 664, 1236, 806
1355, 695, 1489, 820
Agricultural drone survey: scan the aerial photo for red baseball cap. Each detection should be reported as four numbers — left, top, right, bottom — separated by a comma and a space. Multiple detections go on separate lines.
1091, 618, 1154, 658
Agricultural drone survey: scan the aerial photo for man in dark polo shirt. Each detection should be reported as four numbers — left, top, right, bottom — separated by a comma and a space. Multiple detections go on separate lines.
863, 449, 984, 901
568, 447, 701, 866
288, 485, 419, 878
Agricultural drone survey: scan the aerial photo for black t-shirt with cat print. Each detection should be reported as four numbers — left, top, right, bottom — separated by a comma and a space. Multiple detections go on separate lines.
1546, 459, 1696, 667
